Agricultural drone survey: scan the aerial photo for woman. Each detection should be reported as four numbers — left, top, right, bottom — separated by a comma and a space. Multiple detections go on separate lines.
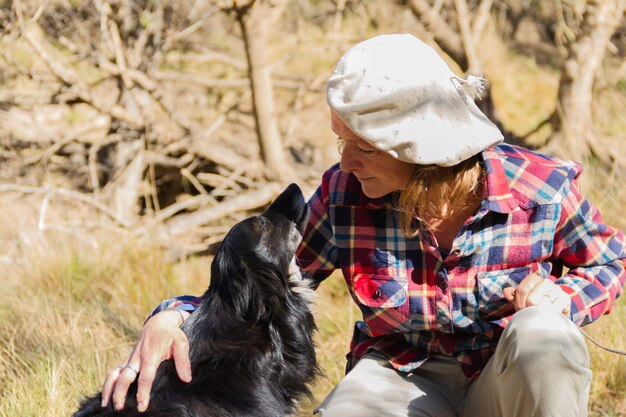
102, 34, 625, 417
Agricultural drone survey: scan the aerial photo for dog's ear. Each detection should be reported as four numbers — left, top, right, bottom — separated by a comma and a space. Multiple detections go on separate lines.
210, 247, 268, 322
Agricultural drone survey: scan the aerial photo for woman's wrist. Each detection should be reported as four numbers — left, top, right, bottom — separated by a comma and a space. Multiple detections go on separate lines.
173, 309, 190, 326
156, 309, 189, 327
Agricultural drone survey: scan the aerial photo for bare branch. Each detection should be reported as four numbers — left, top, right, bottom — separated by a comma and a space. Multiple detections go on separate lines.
113, 150, 146, 226
471, 0, 494, 43
454, 0, 482, 74
164, 182, 283, 236
22, 24, 144, 127
146, 194, 218, 226
107, 16, 133, 88
333, 0, 347, 35
181, 167, 209, 195
406, 0, 466, 66
0, 184, 132, 228
21, 122, 109, 166
153, 71, 305, 90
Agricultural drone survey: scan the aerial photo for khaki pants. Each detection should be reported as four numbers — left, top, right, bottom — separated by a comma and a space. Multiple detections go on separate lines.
316, 307, 591, 417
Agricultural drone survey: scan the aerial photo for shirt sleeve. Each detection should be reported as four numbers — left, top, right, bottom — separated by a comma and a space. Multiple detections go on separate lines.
148, 295, 203, 318
296, 167, 340, 288
552, 178, 626, 327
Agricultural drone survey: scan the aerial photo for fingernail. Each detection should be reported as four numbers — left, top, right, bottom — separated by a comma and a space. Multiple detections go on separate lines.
101, 399, 107, 408
114, 402, 122, 411
138, 401, 146, 412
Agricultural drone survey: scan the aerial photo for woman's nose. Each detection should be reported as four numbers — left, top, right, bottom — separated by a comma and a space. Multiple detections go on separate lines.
339, 145, 361, 174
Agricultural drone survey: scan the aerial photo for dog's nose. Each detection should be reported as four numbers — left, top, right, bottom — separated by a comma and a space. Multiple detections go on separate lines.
264, 183, 308, 228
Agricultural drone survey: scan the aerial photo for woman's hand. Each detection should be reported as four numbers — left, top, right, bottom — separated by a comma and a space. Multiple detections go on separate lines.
502, 273, 571, 316
101, 309, 192, 412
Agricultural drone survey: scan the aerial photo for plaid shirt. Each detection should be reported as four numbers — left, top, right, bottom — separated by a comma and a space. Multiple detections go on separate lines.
154, 144, 625, 380
295, 144, 625, 380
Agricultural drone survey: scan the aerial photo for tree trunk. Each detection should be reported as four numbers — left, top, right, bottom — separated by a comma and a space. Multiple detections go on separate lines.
235, 0, 293, 182
453, 0, 482, 74
471, 0, 494, 44
406, 0, 467, 69
548, 0, 625, 163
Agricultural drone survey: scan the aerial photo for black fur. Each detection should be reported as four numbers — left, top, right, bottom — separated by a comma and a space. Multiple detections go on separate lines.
74, 183, 319, 417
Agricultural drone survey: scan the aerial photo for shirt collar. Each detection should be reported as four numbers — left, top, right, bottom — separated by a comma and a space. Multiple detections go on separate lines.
479, 147, 519, 214
364, 193, 396, 210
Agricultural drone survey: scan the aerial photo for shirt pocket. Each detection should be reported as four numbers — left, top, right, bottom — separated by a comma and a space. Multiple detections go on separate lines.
477, 266, 531, 318
352, 273, 411, 336
353, 274, 407, 308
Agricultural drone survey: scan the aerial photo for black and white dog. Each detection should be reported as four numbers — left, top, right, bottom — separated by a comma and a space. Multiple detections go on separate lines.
74, 183, 319, 417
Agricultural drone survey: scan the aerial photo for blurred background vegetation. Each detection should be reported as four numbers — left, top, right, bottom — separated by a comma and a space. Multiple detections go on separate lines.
0, 0, 624, 416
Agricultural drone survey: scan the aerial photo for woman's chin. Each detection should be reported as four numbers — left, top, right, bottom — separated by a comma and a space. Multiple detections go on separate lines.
360, 184, 387, 199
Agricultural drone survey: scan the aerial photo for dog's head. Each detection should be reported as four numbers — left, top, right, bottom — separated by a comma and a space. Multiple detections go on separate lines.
209, 183, 310, 321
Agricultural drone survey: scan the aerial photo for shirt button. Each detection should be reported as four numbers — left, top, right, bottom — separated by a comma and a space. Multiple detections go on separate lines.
437, 280, 448, 291
373, 289, 382, 299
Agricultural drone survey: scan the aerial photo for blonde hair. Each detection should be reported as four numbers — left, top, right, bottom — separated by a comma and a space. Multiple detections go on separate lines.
398, 155, 484, 237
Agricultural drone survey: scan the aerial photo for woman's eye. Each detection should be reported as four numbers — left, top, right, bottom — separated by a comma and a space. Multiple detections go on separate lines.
337, 137, 377, 156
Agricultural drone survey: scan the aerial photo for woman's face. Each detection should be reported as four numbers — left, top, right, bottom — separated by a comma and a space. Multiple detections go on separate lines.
331, 112, 415, 199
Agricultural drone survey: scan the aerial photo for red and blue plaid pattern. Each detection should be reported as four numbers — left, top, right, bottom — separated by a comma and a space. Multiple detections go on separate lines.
296, 144, 625, 379
154, 144, 625, 380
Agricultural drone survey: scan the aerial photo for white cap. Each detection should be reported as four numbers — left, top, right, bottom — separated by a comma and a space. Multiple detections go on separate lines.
327, 33, 503, 166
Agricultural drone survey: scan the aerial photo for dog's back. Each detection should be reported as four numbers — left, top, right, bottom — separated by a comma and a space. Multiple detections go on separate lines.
74, 184, 318, 417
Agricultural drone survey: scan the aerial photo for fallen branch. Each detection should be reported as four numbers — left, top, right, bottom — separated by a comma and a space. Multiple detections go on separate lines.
454, 0, 482, 74
215, 166, 257, 189
88, 134, 124, 192
196, 171, 243, 191
0, 184, 132, 228
162, 51, 307, 82
97, 58, 190, 133
107, 14, 133, 89
22, 23, 144, 127
145, 194, 218, 226
145, 151, 195, 168
153, 71, 306, 90
164, 182, 283, 236
186, 137, 258, 172
333, 0, 347, 35
113, 150, 145, 226
471, 0, 494, 43
406, 0, 466, 66
181, 167, 209, 195
164, 50, 247, 70
98, 58, 156, 91
21, 122, 109, 166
